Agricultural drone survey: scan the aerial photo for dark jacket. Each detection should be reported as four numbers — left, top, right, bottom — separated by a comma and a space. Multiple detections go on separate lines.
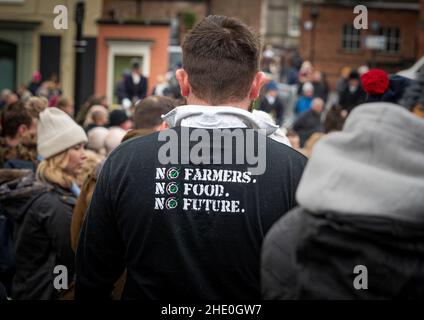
258, 96, 284, 125
292, 109, 323, 147
115, 79, 127, 104
0, 282, 7, 300
12, 183, 76, 300
262, 103, 424, 299
339, 86, 366, 113
262, 209, 424, 299
75, 106, 307, 300
124, 73, 148, 102
0, 169, 49, 280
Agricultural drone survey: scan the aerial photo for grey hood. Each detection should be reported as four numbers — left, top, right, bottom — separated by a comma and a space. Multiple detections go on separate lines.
162, 105, 278, 135
296, 102, 424, 223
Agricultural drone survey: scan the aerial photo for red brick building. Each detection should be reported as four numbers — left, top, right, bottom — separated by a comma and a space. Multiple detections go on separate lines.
300, 0, 423, 89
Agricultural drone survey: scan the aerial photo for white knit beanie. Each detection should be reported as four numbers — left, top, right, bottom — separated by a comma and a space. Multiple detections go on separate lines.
37, 108, 88, 159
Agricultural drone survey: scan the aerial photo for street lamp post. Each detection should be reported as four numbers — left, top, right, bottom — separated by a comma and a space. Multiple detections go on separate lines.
370, 21, 380, 69
74, 1, 86, 115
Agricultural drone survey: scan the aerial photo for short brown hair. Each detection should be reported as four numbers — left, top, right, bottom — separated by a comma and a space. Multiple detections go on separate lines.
182, 15, 261, 105
1, 102, 32, 138
133, 96, 176, 129
56, 97, 71, 110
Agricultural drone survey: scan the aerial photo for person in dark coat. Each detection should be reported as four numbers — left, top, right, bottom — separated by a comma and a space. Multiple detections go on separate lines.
339, 71, 366, 113
123, 58, 148, 103
258, 81, 284, 126
27, 71, 42, 96
115, 70, 130, 104
311, 71, 328, 102
262, 100, 424, 299
12, 108, 87, 300
292, 97, 324, 147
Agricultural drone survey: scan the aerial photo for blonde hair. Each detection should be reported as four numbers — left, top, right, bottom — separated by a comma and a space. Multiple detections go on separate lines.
36, 149, 75, 189
25, 96, 48, 118
75, 149, 103, 187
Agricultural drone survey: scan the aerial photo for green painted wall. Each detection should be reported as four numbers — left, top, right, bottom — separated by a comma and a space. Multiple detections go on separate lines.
0, 29, 33, 89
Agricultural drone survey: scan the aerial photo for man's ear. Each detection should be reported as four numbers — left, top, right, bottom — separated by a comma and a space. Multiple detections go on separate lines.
17, 124, 28, 137
249, 72, 268, 100
157, 121, 169, 131
176, 69, 190, 97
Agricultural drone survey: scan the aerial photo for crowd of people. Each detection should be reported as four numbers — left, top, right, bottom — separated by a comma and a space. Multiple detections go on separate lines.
0, 91, 179, 299
0, 15, 423, 300
257, 45, 414, 158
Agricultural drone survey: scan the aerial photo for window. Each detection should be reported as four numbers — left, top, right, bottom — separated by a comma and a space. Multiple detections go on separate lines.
342, 25, 361, 52
378, 27, 401, 54
288, 0, 301, 37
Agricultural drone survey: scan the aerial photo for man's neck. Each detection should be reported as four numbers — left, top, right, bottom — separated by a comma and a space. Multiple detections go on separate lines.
186, 95, 251, 111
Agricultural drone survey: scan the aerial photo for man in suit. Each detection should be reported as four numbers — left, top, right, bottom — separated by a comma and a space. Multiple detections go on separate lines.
124, 58, 148, 103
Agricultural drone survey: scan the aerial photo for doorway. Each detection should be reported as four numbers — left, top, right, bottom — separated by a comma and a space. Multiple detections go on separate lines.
0, 40, 17, 92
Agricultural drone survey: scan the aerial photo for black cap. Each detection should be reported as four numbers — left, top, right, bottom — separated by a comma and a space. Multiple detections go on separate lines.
109, 109, 129, 127
348, 70, 360, 80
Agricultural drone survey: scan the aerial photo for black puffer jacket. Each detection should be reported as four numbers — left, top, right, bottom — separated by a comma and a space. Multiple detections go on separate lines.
262, 208, 424, 299
0, 169, 49, 277
12, 184, 76, 300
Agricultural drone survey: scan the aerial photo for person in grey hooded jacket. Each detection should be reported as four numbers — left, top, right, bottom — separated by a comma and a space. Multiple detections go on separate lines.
261, 100, 424, 299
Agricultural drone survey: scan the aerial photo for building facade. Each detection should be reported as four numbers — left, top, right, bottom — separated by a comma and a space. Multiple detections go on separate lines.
0, 0, 304, 104
0, 0, 102, 102
300, 0, 423, 88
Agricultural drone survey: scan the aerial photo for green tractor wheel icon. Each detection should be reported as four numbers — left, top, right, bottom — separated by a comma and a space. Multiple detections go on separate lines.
165, 197, 178, 209
167, 167, 179, 179
166, 183, 179, 195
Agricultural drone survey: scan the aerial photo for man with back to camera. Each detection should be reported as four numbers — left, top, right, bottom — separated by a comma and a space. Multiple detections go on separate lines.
75, 15, 307, 300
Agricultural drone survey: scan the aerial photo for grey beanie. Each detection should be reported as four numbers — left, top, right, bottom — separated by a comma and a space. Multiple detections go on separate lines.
37, 108, 88, 159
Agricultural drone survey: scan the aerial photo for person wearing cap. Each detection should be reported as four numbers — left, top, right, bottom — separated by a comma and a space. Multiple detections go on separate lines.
262, 75, 424, 300
123, 58, 148, 103
360, 69, 412, 105
258, 81, 284, 125
12, 108, 87, 300
339, 70, 366, 113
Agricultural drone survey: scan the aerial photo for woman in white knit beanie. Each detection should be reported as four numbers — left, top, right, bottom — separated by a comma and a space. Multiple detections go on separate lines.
13, 107, 88, 300
36, 107, 88, 189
